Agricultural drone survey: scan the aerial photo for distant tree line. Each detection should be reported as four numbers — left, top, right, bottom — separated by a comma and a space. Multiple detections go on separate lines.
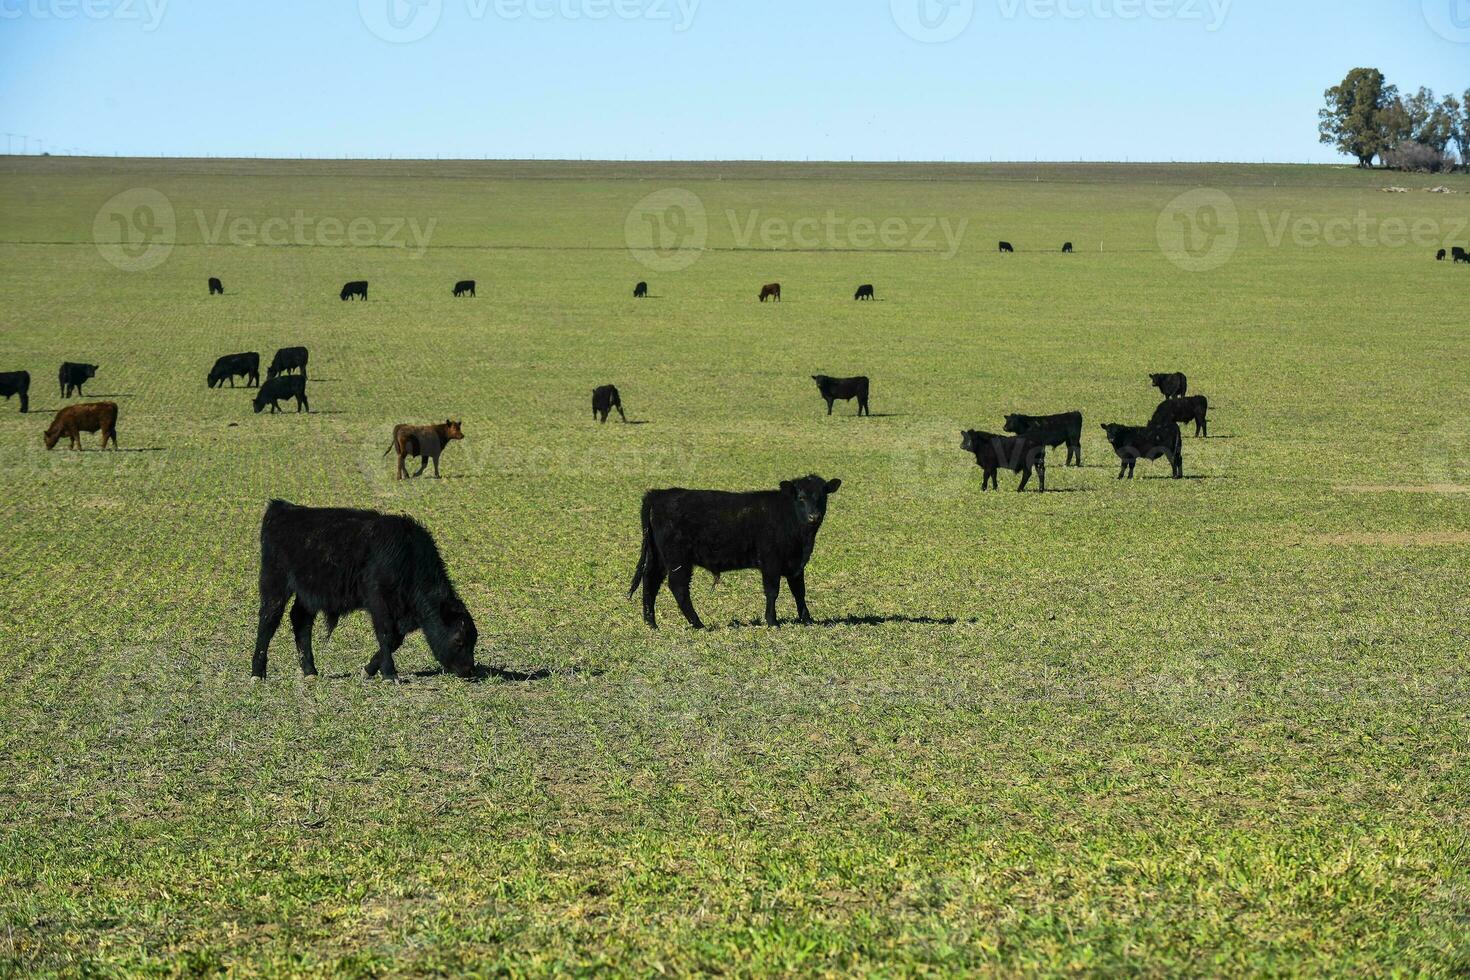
1319, 68, 1468, 172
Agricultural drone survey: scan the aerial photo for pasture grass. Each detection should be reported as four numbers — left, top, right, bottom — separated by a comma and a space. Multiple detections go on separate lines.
1, 157, 1468, 975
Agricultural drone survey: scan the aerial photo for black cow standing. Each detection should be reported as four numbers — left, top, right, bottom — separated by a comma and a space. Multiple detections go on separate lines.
961, 430, 1046, 492
1150, 396, 1209, 437
1062, 242, 1073, 253
998, 241, 1015, 253
59, 362, 97, 398
254, 375, 309, 414
453, 280, 476, 298
593, 385, 626, 423
252, 500, 477, 681
1150, 372, 1188, 399
633, 281, 649, 299
208, 277, 225, 295
340, 280, 368, 301
630, 475, 842, 629
812, 375, 870, 416
267, 347, 308, 380
1437, 249, 1447, 261
1003, 411, 1082, 466
0, 371, 29, 413
1454, 247, 1469, 264
208, 352, 260, 389
854, 284, 875, 301
1102, 422, 1183, 479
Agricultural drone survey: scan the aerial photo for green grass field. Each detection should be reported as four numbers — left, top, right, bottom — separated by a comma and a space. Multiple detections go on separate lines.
2, 156, 1468, 975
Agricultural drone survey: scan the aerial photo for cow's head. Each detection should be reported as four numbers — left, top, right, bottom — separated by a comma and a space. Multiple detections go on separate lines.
428, 595, 477, 678
252, 392, 268, 414
1149, 373, 1167, 387
780, 475, 841, 529
811, 375, 832, 389
444, 420, 464, 440
43, 419, 63, 450
1002, 414, 1024, 434
81, 364, 98, 381
960, 430, 977, 453
1100, 423, 1126, 445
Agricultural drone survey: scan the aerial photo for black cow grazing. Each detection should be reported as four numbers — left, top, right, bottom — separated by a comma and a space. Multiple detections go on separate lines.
633, 281, 648, 299
998, 241, 1015, 253
1437, 249, 1447, 261
1454, 247, 1469, 264
854, 284, 875, 301
253, 375, 309, 414
207, 352, 260, 389
1150, 372, 1188, 399
592, 385, 626, 423
0, 371, 29, 413
252, 500, 477, 681
812, 375, 870, 416
453, 279, 476, 297
1062, 242, 1073, 253
759, 282, 782, 303
340, 280, 368, 301
1150, 395, 1209, 437
59, 362, 97, 398
629, 475, 842, 629
1102, 422, 1183, 479
208, 277, 224, 295
1003, 411, 1083, 467
960, 430, 1046, 492
267, 346, 308, 380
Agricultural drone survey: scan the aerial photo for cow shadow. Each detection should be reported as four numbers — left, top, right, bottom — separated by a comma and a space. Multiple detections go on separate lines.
1142, 474, 1222, 481
82, 393, 133, 399
411, 664, 553, 683
616, 420, 652, 426
723, 614, 974, 629
859, 413, 907, 419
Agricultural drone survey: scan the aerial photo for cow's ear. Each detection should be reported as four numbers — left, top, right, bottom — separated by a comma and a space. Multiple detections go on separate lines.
824, 479, 842, 495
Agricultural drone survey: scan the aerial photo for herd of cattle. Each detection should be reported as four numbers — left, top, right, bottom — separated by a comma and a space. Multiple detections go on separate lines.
1437, 247, 1469, 263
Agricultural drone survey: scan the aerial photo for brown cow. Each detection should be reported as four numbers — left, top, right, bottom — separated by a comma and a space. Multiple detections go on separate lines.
759, 282, 781, 303
384, 420, 464, 479
44, 402, 118, 451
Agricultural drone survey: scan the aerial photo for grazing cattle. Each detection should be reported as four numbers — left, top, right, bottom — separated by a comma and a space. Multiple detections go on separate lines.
633, 281, 648, 299
252, 500, 477, 681
253, 375, 309, 414
267, 346, 308, 380
811, 375, 870, 417
960, 430, 1046, 492
1437, 249, 1447, 261
592, 385, 626, 423
629, 475, 842, 629
0, 370, 29, 413
1454, 247, 1469, 264
44, 402, 117, 450
854, 284, 875, 301
1102, 422, 1183, 479
340, 280, 368, 301
207, 352, 260, 389
1150, 372, 1188, 399
384, 420, 464, 479
453, 279, 476, 298
1150, 395, 1209, 437
1003, 411, 1083, 466
1062, 242, 1073, 253
759, 282, 782, 303
58, 362, 97, 398
998, 241, 1014, 253
208, 277, 224, 295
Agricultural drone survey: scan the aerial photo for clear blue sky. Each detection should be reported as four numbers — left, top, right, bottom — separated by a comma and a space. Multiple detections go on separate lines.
0, 0, 1464, 161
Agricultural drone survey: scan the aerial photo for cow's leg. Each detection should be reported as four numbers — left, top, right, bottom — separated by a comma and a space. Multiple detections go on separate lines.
825, 399, 834, 416
858, 397, 869, 417
761, 568, 782, 626
668, 564, 704, 629
413, 456, 429, 477
252, 585, 289, 678
298, 393, 309, 413
289, 599, 318, 677
1036, 460, 1046, 493
1172, 447, 1184, 479
432, 453, 441, 478
396, 450, 407, 480
641, 552, 666, 629
365, 602, 404, 681
787, 571, 812, 624
1018, 466, 1031, 492
616, 403, 627, 423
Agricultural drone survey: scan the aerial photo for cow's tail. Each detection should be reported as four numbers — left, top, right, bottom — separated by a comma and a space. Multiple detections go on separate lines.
628, 495, 655, 598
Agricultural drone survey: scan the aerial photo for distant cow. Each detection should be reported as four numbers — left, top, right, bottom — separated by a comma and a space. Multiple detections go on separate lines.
267, 347, 308, 380
208, 352, 260, 389
1454, 247, 1469, 264
453, 279, 476, 298
385, 420, 464, 479
998, 241, 1014, 253
960, 430, 1045, 492
252, 499, 477, 681
812, 375, 870, 416
633, 281, 648, 299
854, 284, 875, 301
58, 362, 97, 398
592, 385, 626, 423
1102, 422, 1183, 479
1150, 372, 1188, 399
1150, 395, 1209, 437
629, 474, 842, 629
0, 370, 29, 413
44, 402, 117, 451
340, 280, 368, 301
759, 283, 782, 303
1437, 249, 1447, 261
1003, 411, 1083, 466
208, 277, 225, 295
1062, 242, 1073, 253
253, 375, 309, 414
